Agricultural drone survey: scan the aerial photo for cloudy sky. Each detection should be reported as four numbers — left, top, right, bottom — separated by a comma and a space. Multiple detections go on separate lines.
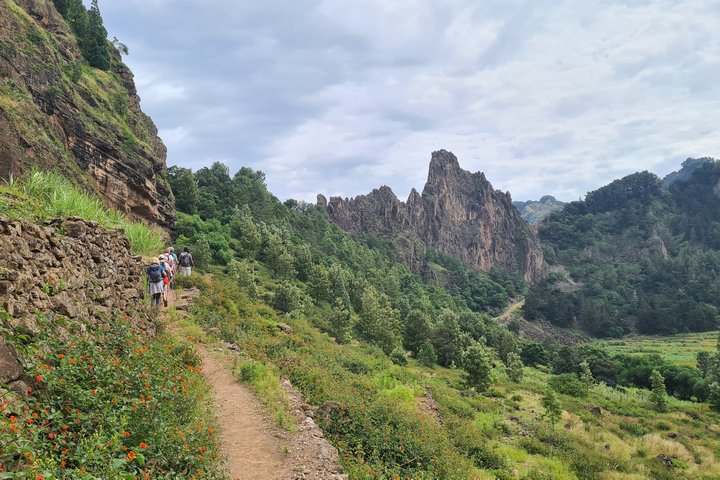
101, 0, 720, 203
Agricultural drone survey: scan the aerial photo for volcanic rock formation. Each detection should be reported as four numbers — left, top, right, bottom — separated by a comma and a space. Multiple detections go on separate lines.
318, 150, 547, 283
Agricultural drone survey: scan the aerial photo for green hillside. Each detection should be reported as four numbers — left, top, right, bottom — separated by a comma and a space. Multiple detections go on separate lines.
163, 162, 720, 479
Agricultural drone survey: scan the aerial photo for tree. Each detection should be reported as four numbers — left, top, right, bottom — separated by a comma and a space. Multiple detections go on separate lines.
84, 0, 110, 70
432, 310, 471, 367
357, 286, 402, 355
650, 369, 668, 412
506, 352, 524, 383
709, 382, 720, 412
416, 341, 438, 368
403, 309, 431, 355
229, 205, 260, 256
541, 386, 562, 427
579, 360, 594, 387
168, 166, 199, 214
328, 297, 352, 344
462, 342, 494, 391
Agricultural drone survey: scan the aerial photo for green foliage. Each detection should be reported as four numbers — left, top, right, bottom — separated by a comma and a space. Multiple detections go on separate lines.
533, 160, 720, 337
506, 352, 524, 383
650, 369, 668, 412
548, 373, 588, 398
272, 281, 305, 314
357, 286, 402, 354
0, 313, 223, 478
462, 342, 494, 391
168, 166, 199, 214
390, 347, 408, 366
541, 386, 562, 427
416, 341, 438, 367
54, 0, 112, 70
4, 170, 164, 256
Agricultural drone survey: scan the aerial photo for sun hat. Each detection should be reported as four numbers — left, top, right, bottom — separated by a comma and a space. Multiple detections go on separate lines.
152, 257, 160, 264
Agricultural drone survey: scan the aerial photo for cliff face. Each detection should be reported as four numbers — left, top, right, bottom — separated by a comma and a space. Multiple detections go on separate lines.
318, 150, 547, 283
0, 0, 174, 228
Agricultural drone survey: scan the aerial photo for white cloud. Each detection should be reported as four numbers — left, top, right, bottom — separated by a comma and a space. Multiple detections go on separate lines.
102, 0, 720, 202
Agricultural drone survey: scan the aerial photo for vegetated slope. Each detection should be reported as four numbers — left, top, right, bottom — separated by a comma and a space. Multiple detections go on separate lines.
526, 158, 720, 337
0, 173, 224, 477
318, 150, 547, 284
0, 0, 174, 228
168, 162, 720, 479
513, 195, 566, 224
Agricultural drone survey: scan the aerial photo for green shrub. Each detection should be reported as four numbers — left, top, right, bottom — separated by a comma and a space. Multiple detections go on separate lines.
240, 360, 267, 383
0, 313, 224, 478
549, 373, 588, 397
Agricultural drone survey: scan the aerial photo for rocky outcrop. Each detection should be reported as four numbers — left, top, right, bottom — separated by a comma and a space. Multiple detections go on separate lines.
319, 150, 547, 283
0, 0, 174, 228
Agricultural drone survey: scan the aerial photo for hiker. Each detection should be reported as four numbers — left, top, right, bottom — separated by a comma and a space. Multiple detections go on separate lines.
147, 257, 166, 308
168, 247, 178, 269
164, 247, 176, 274
178, 247, 195, 276
159, 254, 173, 307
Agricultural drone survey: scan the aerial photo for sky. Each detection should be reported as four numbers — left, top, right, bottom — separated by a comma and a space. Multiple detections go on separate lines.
100, 0, 720, 203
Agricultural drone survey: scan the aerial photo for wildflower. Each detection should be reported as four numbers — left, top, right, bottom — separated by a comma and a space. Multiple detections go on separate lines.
122, 431, 131, 437
60, 460, 66, 468
139, 442, 148, 449
126, 451, 136, 461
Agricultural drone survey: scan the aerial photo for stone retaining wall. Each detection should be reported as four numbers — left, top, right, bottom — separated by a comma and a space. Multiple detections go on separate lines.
0, 216, 152, 392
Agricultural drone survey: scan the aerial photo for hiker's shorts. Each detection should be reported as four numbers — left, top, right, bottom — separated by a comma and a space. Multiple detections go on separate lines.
181, 267, 192, 276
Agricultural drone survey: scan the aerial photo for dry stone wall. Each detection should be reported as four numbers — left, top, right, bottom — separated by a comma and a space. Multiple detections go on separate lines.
0, 216, 152, 391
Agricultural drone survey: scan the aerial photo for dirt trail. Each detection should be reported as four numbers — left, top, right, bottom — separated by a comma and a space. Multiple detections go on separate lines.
166, 287, 347, 480
196, 342, 291, 480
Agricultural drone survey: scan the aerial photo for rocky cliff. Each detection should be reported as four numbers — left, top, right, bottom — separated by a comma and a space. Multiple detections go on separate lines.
0, 0, 174, 228
318, 150, 547, 283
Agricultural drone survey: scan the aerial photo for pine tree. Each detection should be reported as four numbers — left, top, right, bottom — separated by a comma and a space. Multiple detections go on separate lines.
541, 386, 562, 427
329, 297, 352, 344
462, 342, 494, 391
416, 341, 438, 368
506, 352, 524, 383
649, 369, 668, 412
358, 286, 402, 355
579, 360, 594, 386
709, 382, 720, 413
229, 206, 260, 256
85, 0, 110, 70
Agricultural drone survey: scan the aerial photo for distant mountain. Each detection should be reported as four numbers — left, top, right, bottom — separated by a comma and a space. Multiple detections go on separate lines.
513, 195, 566, 223
318, 150, 547, 283
527, 158, 720, 337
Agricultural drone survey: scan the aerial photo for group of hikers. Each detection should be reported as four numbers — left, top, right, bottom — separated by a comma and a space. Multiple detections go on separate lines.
146, 247, 195, 308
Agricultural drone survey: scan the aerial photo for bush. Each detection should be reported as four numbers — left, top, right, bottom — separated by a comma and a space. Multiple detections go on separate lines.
549, 373, 588, 397
1, 313, 224, 478
390, 347, 408, 365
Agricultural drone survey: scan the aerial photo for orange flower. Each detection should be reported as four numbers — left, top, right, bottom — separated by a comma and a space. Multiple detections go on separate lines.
60, 460, 66, 468
35, 375, 43, 382
126, 451, 136, 461
122, 431, 131, 437
139, 442, 148, 449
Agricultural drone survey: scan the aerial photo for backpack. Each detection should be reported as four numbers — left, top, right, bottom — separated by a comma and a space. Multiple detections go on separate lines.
179, 251, 191, 267
148, 264, 163, 283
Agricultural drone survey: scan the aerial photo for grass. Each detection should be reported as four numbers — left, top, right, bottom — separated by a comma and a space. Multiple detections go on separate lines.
188, 274, 720, 479
595, 331, 719, 366
1, 170, 165, 256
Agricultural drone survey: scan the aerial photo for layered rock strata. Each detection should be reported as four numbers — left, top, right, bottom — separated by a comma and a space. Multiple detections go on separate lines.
0, 0, 174, 228
318, 150, 546, 283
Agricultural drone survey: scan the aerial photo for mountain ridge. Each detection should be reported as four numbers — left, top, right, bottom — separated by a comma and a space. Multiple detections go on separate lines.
318, 150, 547, 283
